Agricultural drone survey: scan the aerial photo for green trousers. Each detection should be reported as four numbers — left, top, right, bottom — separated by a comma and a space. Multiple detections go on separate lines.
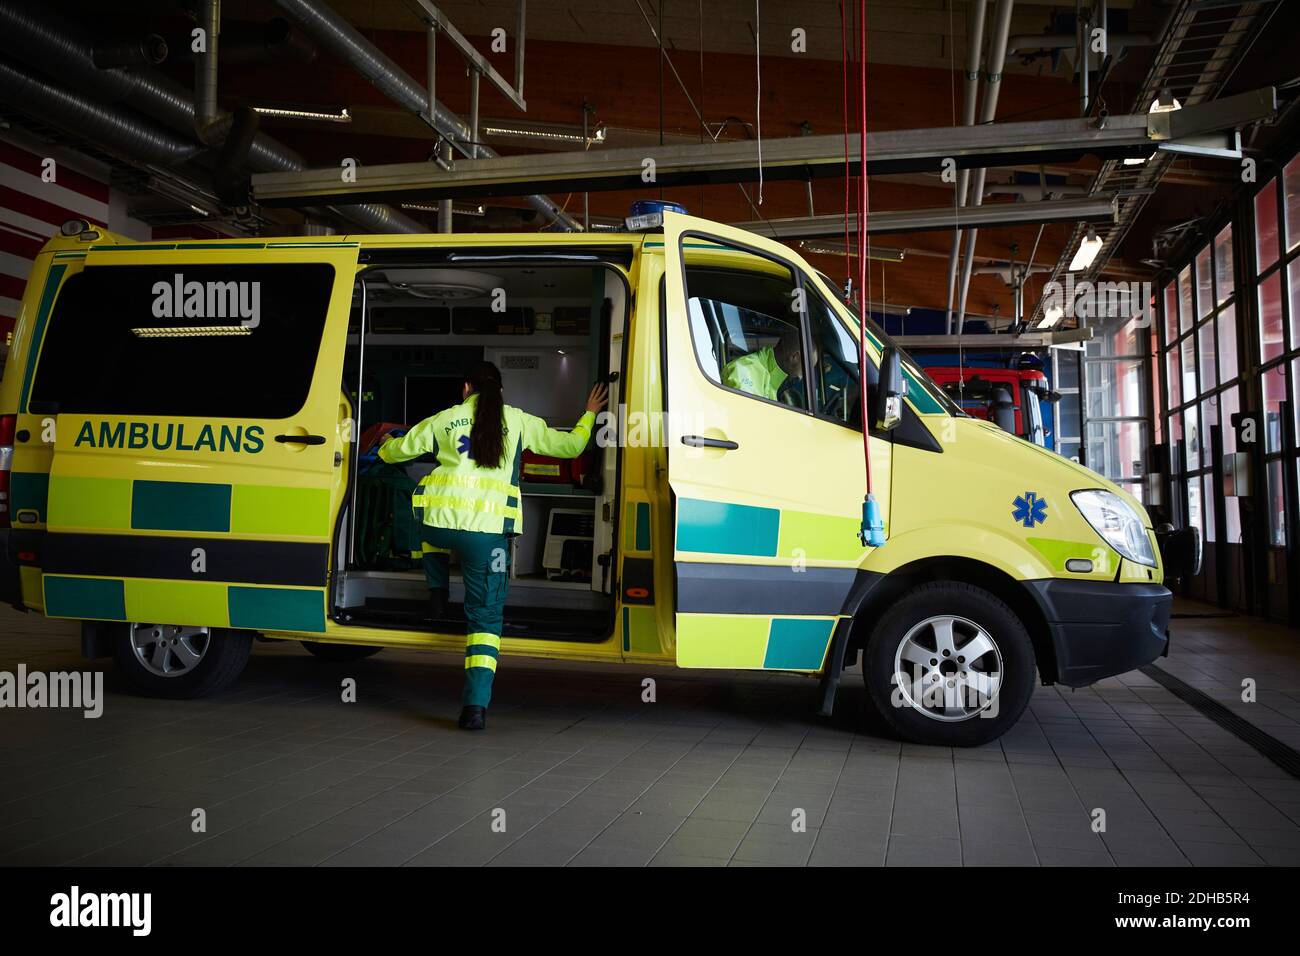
420, 526, 510, 708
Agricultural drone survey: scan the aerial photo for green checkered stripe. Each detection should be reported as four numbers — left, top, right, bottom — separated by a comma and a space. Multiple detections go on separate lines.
41, 475, 331, 536
42, 576, 327, 633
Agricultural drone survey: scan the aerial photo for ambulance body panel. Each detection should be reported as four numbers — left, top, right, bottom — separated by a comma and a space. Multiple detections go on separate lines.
0, 214, 1176, 745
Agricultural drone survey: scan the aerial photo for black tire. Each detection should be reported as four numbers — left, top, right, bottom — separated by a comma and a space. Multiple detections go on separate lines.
300, 641, 382, 662
113, 624, 252, 699
863, 581, 1036, 747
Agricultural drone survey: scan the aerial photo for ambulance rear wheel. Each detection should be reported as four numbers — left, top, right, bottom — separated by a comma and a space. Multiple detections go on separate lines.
863, 582, 1035, 747
300, 641, 382, 662
113, 623, 252, 699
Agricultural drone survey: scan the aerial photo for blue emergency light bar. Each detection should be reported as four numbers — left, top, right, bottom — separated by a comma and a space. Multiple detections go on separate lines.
625, 200, 688, 232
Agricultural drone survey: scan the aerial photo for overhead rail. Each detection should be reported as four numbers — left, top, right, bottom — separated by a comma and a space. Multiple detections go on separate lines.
251, 88, 1276, 208
730, 196, 1118, 238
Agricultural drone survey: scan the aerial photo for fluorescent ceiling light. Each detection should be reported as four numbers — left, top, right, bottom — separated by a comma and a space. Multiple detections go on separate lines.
252, 105, 351, 123
799, 240, 905, 261
482, 120, 606, 147
1149, 93, 1182, 114
131, 325, 252, 338
1069, 229, 1103, 272
1037, 304, 1065, 329
400, 202, 485, 216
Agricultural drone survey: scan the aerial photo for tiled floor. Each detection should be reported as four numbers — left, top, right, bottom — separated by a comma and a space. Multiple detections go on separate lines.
1, 599, 1299, 866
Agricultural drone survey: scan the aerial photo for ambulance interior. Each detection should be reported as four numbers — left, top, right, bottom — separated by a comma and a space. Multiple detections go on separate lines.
335, 260, 627, 641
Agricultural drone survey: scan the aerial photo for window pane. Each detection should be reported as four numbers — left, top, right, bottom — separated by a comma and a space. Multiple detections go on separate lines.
1195, 247, 1213, 318
1183, 404, 1199, 472
1214, 225, 1235, 304
684, 245, 811, 411
807, 292, 863, 428
1179, 267, 1194, 334
1181, 334, 1197, 401
1200, 396, 1218, 470
1084, 420, 1146, 480
1163, 283, 1178, 345
1259, 271, 1284, 365
1267, 458, 1286, 547
1085, 358, 1144, 418
1165, 347, 1182, 408
1295, 357, 1300, 452
1197, 318, 1216, 390
1217, 304, 1238, 383
1151, 351, 1163, 442
1256, 178, 1279, 274
1263, 364, 1285, 454
1290, 258, 1300, 356
1186, 479, 1203, 539
1167, 412, 1184, 475
1220, 386, 1240, 456
1202, 473, 1217, 543
31, 264, 335, 418
1285, 154, 1300, 254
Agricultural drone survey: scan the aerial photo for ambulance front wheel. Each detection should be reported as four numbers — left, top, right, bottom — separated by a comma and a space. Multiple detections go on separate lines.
113, 623, 252, 699
863, 582, 1036, 747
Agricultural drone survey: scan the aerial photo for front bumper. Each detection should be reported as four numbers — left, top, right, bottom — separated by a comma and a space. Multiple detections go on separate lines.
1025, 579, 1171, 687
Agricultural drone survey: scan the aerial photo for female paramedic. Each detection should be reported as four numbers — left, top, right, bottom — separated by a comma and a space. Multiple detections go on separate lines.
378, 361, 609, 730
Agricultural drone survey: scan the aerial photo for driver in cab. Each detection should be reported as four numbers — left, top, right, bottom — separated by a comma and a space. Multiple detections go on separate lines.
721, 327, 805, 405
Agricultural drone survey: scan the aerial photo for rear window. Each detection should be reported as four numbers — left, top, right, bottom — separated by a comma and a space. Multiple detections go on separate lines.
31, 263, 335, 419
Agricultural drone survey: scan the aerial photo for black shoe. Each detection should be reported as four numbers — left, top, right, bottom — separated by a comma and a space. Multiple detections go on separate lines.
458, 705, 486, 730
428, 587, 449, 622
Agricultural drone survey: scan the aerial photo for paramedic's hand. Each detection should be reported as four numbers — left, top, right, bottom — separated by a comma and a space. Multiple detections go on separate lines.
585, 382, 609, 414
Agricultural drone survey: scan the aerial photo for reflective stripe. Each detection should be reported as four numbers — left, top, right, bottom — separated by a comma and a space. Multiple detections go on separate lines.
465, 654, 498, 671
419, 542, 453, 554
419, 471, 517, 496
413, 495, 521, 519
466, 632, 501, 649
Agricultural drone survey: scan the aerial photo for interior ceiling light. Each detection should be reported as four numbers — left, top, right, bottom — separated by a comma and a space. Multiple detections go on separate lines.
251, 105, 351, 123
1126, 93, 1184, 165
799, 240, 905, 261
131, 325, 252, 338
1037, 304, 1065, 329
400, 202, 485, 216
1068, 228, 1104, 272
482, 120, 606, 147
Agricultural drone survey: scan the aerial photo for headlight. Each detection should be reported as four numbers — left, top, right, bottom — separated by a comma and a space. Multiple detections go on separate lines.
1070, 489, 1156, 567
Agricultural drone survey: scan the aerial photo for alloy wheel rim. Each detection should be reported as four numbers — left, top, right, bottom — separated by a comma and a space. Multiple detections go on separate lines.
129, 623, 210, 677
892, 614, 1004, 722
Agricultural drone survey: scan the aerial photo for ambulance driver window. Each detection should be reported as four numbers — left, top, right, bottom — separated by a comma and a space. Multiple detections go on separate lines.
683, 244, 810, 410
805, 289, 869, 429
30, 263, 335, 419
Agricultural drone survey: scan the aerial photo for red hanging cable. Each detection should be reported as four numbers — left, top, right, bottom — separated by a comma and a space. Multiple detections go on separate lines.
856, 0, 873, 497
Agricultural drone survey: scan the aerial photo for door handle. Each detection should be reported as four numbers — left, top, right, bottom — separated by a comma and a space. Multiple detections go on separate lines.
275, 434, 327, 446
682, 435, 739, 450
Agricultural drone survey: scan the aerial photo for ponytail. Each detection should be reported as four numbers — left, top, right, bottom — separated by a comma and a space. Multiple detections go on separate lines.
466, 361, 506, 468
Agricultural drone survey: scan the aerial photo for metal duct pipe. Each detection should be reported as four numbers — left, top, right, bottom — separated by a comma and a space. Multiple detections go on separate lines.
218, 17, 318, 65
91, 34, 168, 70
954, 0, 1016, 332
0, 1, 421, 234
270, 0, 579, 231
943, 0, 987, 334
193, 0, 230, 146
0, 57, 201, 166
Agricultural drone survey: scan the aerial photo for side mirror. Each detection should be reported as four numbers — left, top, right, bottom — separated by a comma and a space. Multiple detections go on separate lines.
873, 347, 907, 431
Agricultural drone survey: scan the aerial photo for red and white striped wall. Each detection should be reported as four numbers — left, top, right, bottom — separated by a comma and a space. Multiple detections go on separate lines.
0, 138, 110, 337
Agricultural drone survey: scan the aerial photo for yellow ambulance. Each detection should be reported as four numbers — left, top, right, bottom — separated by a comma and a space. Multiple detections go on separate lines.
0, 209, 1189, 746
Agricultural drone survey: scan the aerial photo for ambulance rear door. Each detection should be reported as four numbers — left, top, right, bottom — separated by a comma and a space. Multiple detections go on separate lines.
29, 240, 359, 635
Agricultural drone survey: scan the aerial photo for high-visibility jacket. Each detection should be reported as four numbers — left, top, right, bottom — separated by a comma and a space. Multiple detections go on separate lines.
722, 346, 804, 405
378, 392, 596, 535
